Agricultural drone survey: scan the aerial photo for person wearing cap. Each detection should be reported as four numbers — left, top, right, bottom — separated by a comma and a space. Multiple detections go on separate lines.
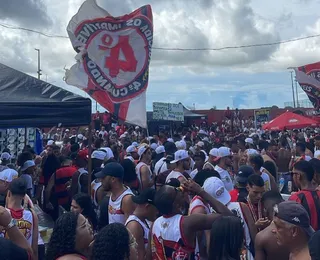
125, 188, 158, 260
44, 157, 77, 220
289, 160, 320, 231
20, 160, 36, 198
165, 150, 191, 185
255, 191, 289, 260
0, 152, 11, 172
70, 150, 89, 197
151, 179, 233, 260
203, 148, 219, 170
125, 145, 138, 163
153, 146, 167, 176
3, 178, 39, 260
229, 165, 255, 202
90, 150, 109, 209
0, 169, 19, 207
96, 162, 135, 225
204, 176, 257, 259
248, 154, 277, 192
214, 147, 234, 191
136, 144, 154, 191
273, 201, 315, 260
245, 137, 257, 150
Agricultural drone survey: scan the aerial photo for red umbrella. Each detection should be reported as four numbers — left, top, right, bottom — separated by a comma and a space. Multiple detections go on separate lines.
262, 111, 318, 130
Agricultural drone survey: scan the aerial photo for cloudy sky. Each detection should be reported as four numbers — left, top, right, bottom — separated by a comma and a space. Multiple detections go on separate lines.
1, 0, 320, 111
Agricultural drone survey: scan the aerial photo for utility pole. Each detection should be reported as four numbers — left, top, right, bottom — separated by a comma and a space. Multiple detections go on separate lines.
35, 48, 42, 79
295, 77, 299, 107
290, 71, 296, 108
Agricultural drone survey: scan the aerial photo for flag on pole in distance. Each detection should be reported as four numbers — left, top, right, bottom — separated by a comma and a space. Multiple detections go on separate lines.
294, 62, 320, 110
65, 0, 153, 128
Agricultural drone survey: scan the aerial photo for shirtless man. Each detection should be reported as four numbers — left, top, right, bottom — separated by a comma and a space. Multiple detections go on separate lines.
255, 191, 289, 260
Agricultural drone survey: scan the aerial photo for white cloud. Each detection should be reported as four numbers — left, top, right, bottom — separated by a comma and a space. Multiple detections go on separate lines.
0, 0, 319, 110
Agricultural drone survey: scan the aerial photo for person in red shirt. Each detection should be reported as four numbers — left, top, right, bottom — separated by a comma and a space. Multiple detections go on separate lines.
289, 160, 320, 231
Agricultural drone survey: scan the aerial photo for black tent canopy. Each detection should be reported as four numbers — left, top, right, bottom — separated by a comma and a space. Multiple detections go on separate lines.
0, 63, 91, 127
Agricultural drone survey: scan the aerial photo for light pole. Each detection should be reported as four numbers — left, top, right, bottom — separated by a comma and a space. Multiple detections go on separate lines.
35, 48, 42, 79
295, 77, 299, 107
290, 71, 296, 108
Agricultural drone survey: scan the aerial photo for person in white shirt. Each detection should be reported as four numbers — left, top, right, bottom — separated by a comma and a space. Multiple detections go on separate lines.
153, 146, 167, 176
214, 147, 234, 191
190, 151, 206, 179
95, 162, 135, 225
136, 144, 154, 191
165, 150, 190, 184
203, 148, 219, 170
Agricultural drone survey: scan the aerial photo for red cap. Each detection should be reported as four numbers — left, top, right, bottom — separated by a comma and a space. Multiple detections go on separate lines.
77, 149, 88, 161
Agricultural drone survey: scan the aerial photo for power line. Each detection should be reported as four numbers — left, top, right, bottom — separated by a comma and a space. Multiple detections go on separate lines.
1, 22, 320, 51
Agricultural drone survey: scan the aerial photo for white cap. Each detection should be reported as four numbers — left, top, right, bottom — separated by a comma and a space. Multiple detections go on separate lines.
155, 146, 165, 154
246, 149, 259, 155
1, 152, 11, 161
170, 150, 189, 164
91, 150, 107, 161
176, 140, 186, 150
132, 142, 139, 147
314, 150, 320, 159
126, 145, 136, 153
77, 134, 84, 140
196, 141, 204, 148
199, 130, 208, 135
203, 177, 231, 205
138, 144, 149, 157
217, 147, 232, 158
0, 169, 18, 182
47, 140, 54, 146
21, 160, 35, 171
120, 134, 126, 139
150, 143, 158, 150
209, 148, 219, 157
245, 138, 254, 145
99, 147, 114, 160
65, 129, 70, 132
203, 137, 209, 142
135, 126, 139, 130
167, 138, 174, 143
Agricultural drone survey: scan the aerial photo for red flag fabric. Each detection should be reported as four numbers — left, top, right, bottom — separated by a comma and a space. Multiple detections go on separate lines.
262, 111, 318, 130
65, 0, 153, 128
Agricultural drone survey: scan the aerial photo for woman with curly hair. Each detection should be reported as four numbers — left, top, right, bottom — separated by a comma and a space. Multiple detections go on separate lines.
71, 193, 98, 231
92, 223, 137, 260
46, 212, 94, 260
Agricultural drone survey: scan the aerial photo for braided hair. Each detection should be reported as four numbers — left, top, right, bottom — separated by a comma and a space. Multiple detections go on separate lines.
45, 212, 79, 260
92, 223, 131, 260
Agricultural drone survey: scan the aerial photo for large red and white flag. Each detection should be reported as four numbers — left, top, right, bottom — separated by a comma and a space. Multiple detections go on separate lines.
294, 62, 320, 111
65, 0, 153, 127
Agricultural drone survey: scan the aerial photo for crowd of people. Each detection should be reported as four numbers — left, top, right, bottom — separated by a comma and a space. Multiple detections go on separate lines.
0, 118, 320, 260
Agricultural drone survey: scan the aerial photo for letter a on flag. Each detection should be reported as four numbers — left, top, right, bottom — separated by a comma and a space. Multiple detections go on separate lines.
65, 0, 153, 127
294, 62, 320, 111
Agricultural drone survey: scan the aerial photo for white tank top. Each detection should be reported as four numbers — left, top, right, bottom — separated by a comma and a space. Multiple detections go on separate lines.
91, 180, 102, 207
151, 214, 195, 260
77, 168, 88, 193
227, 202, 254, 260
125, 215, 150, 248
189, 196, 210, 260
108, 188, 133, 225
136, 162, 153, 190
203, 162, 214, 170
1, 208, 34, 245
